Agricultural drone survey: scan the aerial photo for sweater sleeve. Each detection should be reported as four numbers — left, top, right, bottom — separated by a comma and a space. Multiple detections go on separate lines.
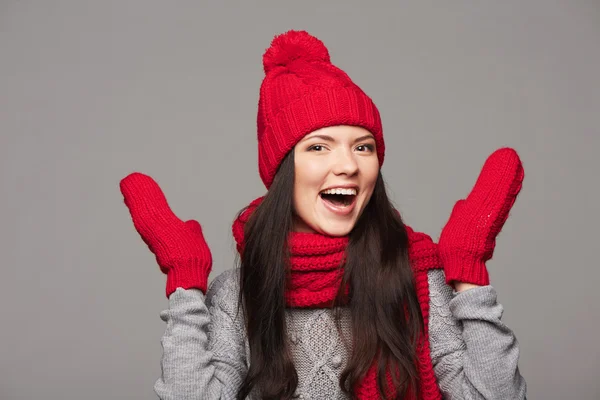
427, 269, 527, 399
154, 269, 248, 400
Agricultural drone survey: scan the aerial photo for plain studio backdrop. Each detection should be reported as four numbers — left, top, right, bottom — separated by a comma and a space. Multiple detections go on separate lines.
1, 1, 599, 399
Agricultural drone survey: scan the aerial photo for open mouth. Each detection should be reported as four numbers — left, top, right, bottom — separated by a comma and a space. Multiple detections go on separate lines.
319, 188, 358, 208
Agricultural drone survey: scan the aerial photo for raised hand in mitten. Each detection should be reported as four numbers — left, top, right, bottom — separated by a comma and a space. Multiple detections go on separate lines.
120, 172, 212, 298
438, 148, 524, 286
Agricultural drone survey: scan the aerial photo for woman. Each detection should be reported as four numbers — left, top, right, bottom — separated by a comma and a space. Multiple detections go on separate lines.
120, 31, 527, 399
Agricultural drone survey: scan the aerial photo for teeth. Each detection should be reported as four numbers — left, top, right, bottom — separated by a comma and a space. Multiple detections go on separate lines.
321, 188, 357, 195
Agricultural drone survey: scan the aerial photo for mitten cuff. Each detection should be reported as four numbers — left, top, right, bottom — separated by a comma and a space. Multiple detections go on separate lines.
165, 260, 211, 298
440, 249, 490, 286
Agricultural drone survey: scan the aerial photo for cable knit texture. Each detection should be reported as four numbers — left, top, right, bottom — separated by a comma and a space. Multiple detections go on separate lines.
232, 196, 348, 308
155, 268, 526, 399
232, 196, 443, 399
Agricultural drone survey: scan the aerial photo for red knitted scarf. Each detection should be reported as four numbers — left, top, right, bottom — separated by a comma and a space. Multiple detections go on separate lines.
232, 197, 443, 400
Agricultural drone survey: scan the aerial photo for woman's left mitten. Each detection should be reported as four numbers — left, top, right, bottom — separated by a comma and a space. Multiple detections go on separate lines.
439, 148, 524, 286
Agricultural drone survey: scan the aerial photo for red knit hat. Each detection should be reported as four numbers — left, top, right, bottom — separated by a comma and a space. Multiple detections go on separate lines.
257, 30, 385, 188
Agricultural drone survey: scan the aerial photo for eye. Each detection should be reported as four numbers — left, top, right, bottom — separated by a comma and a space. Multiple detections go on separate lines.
356, 144, 375, 152
308, 144, 325, 152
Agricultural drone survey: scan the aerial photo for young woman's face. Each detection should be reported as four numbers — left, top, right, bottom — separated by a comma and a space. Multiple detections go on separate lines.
292, 125, 379, 236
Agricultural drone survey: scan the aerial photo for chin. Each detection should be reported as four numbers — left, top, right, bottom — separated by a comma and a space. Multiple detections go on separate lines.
315, 219, 357, 237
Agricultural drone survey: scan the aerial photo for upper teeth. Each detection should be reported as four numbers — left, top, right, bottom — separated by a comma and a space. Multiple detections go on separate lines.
322, 188, 357, 195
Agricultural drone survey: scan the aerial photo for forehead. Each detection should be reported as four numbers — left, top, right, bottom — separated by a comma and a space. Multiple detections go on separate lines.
302, 125, 374, 141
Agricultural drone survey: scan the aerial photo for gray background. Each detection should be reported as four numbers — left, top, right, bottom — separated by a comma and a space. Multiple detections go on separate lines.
1, 1, 599, 399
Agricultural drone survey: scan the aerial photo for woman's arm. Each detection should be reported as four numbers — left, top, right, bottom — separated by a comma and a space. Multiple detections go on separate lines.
428, 268, 527, 399
154, 270, 248, 400
119, 175, 248, 397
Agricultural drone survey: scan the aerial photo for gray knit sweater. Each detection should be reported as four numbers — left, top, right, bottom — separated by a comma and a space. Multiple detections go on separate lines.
153, 268, 527, 399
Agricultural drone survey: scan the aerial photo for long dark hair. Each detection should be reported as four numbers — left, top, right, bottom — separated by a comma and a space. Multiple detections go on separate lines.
236, 151, 424, 400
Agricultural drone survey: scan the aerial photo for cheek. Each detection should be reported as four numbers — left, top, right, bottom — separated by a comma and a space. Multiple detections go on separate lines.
294, 158, 325, 191
293, 160, 321, 215
362, 159, 380, 187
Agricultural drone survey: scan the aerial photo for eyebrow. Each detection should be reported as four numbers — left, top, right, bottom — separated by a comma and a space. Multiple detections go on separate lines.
304, 134, 375, 143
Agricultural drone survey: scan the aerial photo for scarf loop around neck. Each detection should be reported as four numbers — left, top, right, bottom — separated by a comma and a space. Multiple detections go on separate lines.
231, 196, 444, 399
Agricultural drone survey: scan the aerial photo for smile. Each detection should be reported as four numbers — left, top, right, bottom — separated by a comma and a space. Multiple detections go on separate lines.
319, 187, 358, 215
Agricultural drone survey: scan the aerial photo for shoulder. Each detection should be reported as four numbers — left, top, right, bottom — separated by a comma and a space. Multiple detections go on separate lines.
427, 268, 451, 295
206, 268, 242, 318
425, 269, 464, 358
208, 268, 240, 294
426, 269, 455, 319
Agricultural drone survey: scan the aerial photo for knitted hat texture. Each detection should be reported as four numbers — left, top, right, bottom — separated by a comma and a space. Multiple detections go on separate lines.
257, 30, 385, 188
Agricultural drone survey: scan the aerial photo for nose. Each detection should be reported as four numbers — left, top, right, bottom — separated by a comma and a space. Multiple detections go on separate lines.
332, 148, 359, 176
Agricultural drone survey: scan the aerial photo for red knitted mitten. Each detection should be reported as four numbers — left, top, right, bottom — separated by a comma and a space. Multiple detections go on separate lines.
439, 148, 524, 286
120, 172, 212, 297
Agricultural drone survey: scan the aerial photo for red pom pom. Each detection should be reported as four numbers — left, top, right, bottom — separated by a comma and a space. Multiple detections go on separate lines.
262, 30, 331, 74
